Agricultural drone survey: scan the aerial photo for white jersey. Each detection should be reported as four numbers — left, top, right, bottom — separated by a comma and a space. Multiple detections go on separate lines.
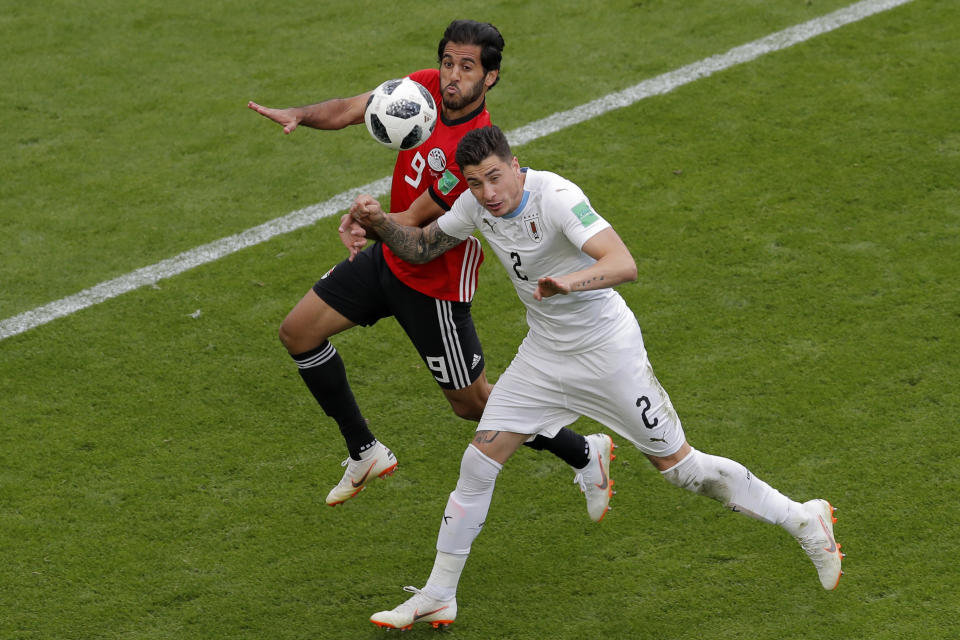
437, 168, 637, 354
438, 168, 684, 454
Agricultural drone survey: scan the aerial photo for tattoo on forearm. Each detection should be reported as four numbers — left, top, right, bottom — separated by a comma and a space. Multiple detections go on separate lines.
374, 219, 461, 264
574, 274, 605, 290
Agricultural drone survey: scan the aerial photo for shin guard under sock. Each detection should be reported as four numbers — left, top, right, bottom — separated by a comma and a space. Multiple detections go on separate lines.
436, 445, 502, 556
292, 341, 374, 459
661, 448, 793, 526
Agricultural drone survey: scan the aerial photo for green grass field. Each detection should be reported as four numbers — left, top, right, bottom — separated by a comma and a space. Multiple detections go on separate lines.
2, 1, 958, 638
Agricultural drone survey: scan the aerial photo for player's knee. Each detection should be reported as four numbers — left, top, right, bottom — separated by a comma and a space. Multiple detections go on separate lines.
278, 314, 324, 354
446, 386, 488, 421
661, 448, 705, 491
277, 318, 298, 351
661, 448, 734, 505
456, 444, 503, 496
443, 377, 490, 421
450, 399, 485, 421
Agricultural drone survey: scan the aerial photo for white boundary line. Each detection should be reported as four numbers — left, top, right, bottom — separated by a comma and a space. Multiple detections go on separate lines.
0, 0, 913, 342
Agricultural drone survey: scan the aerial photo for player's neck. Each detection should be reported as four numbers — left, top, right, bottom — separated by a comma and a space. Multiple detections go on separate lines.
441, 97, 485, 124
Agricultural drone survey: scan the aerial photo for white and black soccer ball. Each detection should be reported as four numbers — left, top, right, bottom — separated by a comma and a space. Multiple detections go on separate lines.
364, 78, 437, 150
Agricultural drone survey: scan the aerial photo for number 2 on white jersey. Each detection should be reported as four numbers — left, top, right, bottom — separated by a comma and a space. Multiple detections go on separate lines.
510, 251, 529, 281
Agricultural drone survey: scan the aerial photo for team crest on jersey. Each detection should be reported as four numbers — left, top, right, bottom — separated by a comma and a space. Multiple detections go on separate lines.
522, 211, 542, 243
427, 147, 446, 173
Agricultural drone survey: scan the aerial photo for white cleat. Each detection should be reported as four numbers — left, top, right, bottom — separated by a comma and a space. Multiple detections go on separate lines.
370, 586, 457, 630
795, 499, 844, 590
325, 441, 397, 506
573, 433, 616, 522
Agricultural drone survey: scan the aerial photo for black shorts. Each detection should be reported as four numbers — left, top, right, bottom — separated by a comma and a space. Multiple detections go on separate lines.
313, 243, 485, 390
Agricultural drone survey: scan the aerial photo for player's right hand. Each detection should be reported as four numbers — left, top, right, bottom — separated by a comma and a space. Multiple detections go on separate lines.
247, 101, 300, 134
349, 195, 386, 228
534, 275, 570, 300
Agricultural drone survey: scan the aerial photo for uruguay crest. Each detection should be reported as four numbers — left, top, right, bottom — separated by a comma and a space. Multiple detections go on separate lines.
522, 211, 542, 243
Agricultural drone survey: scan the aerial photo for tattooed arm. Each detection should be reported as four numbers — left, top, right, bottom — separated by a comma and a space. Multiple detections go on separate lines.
337, 189, 447, 261
349, 194, 463, 264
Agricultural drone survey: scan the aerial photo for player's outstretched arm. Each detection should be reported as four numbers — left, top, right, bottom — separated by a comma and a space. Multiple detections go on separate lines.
534, 228, 638, 300
247, 92, 371, 134
350, 195, 461, 264
247, 101, 303, 134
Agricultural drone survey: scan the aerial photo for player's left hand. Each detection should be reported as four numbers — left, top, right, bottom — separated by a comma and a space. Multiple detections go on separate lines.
534, 276, 569, 300
337, 213, 367, 261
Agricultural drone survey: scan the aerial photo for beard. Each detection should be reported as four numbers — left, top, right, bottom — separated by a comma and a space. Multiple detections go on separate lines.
441, 76, 485, 111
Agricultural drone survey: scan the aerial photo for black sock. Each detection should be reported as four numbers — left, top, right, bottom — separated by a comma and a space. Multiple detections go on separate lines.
523, 427, 590, 468
292, 341, 375, 460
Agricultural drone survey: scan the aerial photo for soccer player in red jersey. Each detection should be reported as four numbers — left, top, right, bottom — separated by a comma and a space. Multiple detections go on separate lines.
248, 21, 609, 514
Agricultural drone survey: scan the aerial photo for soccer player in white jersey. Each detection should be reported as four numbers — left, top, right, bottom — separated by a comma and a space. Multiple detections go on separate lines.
350, 126, 844, 630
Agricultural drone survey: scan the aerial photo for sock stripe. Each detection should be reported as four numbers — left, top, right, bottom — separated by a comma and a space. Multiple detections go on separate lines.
293, 342, 337, 369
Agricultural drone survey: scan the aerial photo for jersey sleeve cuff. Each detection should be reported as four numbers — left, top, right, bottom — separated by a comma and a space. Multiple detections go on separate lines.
428, 186, 452, 212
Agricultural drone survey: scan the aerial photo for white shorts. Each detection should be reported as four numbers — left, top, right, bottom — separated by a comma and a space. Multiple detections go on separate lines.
479, 322, 686, 458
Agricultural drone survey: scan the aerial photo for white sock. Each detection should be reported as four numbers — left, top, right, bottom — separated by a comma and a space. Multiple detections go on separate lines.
661, 448, 797, 526
425, 444, 502, 600
422, 551, 468, 601
780, 499, 815, 538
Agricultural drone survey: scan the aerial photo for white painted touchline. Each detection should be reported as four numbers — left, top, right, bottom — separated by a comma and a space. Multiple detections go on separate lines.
0, 0, 914, 342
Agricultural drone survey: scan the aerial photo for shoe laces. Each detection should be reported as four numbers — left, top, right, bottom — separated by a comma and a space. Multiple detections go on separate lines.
573, 453, 598, 492
339, 457, 363, 474
394, 586, 435, 612
337, 456, 369, 484
340, 443, 380, 470
573, 472, 588, 493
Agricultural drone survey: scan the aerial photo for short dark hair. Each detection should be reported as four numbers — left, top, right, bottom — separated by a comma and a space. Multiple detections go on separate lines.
437, 20, 505, 90
455, 125, 512, 170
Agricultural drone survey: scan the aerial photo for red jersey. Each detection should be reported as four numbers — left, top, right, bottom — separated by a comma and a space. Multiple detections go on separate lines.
382, 68, 489, 302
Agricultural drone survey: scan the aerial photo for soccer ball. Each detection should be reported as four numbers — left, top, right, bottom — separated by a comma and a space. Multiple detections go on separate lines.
364, 78, 437, 150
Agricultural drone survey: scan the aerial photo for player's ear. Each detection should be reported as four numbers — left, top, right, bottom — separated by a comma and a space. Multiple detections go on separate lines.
484, 69, 499, 89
